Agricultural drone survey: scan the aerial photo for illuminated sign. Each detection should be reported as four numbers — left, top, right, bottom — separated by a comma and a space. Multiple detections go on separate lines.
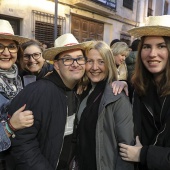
92, 0, 116, 9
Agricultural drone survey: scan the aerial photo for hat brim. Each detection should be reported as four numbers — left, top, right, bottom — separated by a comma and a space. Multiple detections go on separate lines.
128, 26, 170, 38
43, 42, 90, 60
0, 34, 30, 44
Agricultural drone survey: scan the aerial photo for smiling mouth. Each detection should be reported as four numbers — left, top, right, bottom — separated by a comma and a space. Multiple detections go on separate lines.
91, 72, 101, 75
148, 61, 161, 64
0, 58, 11, 61
27, 63, 38, 67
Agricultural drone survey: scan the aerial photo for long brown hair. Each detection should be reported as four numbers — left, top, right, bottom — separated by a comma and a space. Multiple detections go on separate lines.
131, 36, 170, 96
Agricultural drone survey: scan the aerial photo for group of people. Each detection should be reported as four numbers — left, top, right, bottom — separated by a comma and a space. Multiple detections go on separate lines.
0, 14, 170, 170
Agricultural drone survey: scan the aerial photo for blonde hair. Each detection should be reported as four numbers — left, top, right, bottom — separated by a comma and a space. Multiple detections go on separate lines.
85, 41, 118, 83
111, 42, 130, 57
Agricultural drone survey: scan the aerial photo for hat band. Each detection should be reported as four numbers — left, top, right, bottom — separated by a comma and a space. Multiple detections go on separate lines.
0, 32, 14, 35
64, 43, 78, 46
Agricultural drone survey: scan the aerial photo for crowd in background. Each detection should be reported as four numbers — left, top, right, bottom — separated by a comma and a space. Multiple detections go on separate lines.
1, 14, 170, 170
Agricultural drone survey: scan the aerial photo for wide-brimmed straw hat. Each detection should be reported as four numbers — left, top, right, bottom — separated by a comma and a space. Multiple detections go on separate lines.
0, 19, 30, 44
43, 33, 89, 60
128, 15, 170, 38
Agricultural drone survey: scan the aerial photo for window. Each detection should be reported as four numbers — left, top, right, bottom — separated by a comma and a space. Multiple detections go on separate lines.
123, 0, 133, 10
148, 0, 153, 16
32, 10, 65, 46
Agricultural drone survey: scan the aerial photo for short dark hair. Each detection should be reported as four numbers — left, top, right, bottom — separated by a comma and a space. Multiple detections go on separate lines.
110, 39, 120, 47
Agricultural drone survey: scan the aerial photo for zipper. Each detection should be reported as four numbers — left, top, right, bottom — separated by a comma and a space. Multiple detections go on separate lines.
55, 96, 68, 170
153, 124, 166, 145
143, 103, 158, 131
55, 92, 80, 169
143, 97, 167, 145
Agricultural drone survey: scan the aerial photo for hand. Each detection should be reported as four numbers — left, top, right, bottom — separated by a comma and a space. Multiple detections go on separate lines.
10, 104, 34, 130
111, 81, 128, 96
119, 136, 142, 162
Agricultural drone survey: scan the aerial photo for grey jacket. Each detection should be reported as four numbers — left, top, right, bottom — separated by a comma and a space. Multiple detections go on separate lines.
96, 83, 134, 170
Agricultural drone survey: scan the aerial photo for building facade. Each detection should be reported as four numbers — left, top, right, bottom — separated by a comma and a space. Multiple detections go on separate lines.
0, 0, 170, 46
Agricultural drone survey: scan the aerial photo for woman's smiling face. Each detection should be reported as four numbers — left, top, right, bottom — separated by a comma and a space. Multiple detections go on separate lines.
141, 36, 168, 82
0, 39, 18, 70
86, 49, 107, 83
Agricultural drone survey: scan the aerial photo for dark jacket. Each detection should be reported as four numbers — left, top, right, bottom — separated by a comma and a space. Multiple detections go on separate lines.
6, 70, 75, 170
125, 51, 137, 82
133, 89, 170, 170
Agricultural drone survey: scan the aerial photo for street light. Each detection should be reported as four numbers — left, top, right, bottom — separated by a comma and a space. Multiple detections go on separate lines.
54, 0, 58, 40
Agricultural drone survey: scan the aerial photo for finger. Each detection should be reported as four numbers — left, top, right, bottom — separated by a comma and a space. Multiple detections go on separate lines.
135, 136, 142, 146
14, 104, 26, 114
22, 111, 33, 116
124, 87, 129, 96
117, 86, 123, 94
119, 148, 127, 153
119, 152, 127, 158
112, 85, 118, 95
24, 114, 34, 121
118, 143, 127, 148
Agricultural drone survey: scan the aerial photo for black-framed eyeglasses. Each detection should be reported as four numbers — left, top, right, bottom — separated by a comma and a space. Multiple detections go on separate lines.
23, 52, 42, 61
0, 43, 19, 53
57, 57, 86, 66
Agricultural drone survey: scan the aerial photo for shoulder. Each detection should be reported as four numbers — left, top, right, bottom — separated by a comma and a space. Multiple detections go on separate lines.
103, 83, 130, 104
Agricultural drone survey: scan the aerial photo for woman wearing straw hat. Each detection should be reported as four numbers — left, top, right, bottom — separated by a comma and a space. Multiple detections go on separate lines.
116, 15, 170, 170
0, 19, 34, 169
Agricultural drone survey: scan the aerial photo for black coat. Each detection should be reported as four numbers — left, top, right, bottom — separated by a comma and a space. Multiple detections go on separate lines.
6, 70, 71, 170
133, 88, 170, 170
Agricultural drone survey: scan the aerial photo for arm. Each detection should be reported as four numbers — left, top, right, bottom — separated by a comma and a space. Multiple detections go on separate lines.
0, 122, 11, 152
8, 87, 54, 170
114, 94, 134, 170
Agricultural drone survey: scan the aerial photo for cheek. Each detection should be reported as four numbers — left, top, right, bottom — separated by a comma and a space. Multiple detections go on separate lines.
85, 64, 91, 71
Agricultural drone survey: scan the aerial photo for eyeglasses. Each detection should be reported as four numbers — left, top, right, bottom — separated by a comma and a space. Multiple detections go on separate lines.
0, 43, 19, 53
23, 52, 42, 61
57, 57, 86, 66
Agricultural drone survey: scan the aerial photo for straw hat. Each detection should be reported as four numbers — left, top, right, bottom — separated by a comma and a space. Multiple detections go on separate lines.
0, 19, 30, 44
43, 33, 89, 60
128, 15, 170, 38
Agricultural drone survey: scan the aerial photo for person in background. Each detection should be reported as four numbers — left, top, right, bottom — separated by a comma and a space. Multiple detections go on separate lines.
111, 42, 130, 80
124, 39, 140, 102
125, 39, 140, 82
41, 41, 52, 51
76, 41, 134, 170
118, 15, 170, 170
110, 38, 120, 47
0, 19, 34, 169
6, 33, 89, 170
17, 39, 53, 83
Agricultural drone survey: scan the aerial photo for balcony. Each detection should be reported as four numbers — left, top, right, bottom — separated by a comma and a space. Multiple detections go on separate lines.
71, 0, 116, 16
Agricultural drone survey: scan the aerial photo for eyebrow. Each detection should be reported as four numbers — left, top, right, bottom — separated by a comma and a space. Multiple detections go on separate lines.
143, 42, 166, 46
62, 54, 84, 58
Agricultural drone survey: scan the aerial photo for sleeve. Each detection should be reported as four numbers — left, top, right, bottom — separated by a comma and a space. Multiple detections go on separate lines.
0, 122, 11, 152
114, 94, 134, 170
8, 86, 54, 170
141, 145, 170, 170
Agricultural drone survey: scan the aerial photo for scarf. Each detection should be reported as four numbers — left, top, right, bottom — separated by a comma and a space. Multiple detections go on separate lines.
0, 64, 23, 100
77, 79, 107, 170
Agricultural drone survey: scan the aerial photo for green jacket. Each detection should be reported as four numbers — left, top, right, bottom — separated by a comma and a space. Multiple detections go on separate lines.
96, 83, 134, 170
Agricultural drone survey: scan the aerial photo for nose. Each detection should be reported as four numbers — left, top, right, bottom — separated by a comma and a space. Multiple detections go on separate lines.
72, 59, 79, 66
29, 56, 36, 61
2, 47, 10, 55
122, 56, 126, 61
149, 47, 157, 57
91, 61, 99, 70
